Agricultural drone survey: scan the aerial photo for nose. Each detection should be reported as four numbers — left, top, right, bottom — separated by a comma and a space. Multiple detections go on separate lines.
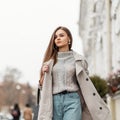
56, 36, 60, 40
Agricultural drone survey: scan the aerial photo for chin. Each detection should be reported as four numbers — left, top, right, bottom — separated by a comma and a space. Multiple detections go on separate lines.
56, 45, 64, 48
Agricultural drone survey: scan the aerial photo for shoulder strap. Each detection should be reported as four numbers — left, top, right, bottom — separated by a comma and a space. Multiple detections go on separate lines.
37, 88, 40, 105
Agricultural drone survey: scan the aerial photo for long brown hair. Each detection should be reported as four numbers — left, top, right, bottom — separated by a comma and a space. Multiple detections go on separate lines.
42, 26, 73, 65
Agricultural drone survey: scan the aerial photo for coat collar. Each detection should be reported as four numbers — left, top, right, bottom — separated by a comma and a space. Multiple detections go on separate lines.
72, 50, 85, 61
72, 51, 84, 75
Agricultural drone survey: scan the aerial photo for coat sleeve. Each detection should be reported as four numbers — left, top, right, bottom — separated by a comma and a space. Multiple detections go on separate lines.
80, 59, 89, 75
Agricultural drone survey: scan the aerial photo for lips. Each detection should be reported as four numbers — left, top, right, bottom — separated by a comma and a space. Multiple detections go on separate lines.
56, 41, 61, 44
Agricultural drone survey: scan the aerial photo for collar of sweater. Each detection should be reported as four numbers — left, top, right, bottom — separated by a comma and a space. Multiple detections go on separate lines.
57, 50, 73, 58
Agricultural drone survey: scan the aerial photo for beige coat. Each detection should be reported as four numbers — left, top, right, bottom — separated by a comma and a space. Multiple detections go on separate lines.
23, 107, 32, 120
38, 51, 111, 120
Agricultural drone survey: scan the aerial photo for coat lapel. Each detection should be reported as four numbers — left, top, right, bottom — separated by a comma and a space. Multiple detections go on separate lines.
38, 59, 54, 120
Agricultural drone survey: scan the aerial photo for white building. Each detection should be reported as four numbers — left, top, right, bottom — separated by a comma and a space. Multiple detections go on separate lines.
79, 0, 120, 120
111, 0, 120, 71
79, 0, 120, 77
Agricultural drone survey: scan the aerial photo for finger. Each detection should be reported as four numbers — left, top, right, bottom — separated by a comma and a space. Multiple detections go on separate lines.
45, 65, 49, 68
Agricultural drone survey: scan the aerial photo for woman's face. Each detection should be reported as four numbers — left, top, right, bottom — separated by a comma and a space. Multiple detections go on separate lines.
54, 29, 70, 50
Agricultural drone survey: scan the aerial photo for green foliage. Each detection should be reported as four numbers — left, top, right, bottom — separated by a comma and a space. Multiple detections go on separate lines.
90, 75, 108, 98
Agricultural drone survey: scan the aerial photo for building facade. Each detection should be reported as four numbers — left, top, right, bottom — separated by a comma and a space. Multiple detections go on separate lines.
79, 0, 120, 78
79, 0, 120, 120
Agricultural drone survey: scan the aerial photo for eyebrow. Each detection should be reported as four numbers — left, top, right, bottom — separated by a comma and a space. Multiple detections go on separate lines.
55, 32, 65, 36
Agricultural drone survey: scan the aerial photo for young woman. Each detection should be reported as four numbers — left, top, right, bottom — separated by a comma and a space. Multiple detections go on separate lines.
38, 26, 111, 120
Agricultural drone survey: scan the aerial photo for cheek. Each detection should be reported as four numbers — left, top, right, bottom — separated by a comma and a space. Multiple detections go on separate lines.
54, 39, 57, 45
61, 37, 68, 43
63, 39, 68, 44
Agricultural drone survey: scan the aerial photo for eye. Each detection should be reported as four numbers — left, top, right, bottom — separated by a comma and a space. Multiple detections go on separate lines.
59, 34, 64, 37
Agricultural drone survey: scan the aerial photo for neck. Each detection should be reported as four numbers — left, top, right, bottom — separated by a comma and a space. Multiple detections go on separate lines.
58, 47, 69, 52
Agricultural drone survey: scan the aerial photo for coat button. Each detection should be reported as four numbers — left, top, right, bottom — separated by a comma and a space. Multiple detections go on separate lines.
99, 107, 102, 110
93, 93, 96, 96
86, 78, 89, 81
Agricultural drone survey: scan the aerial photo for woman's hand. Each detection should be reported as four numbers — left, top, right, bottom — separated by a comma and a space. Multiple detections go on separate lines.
39, 65, 49, 87
42, 65, 49, 74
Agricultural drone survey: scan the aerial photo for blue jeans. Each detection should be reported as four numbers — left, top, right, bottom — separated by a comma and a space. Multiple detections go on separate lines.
53, 92, 82, 120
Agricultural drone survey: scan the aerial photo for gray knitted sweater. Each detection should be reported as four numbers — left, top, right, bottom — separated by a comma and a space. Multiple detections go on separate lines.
52, 51, 79, 94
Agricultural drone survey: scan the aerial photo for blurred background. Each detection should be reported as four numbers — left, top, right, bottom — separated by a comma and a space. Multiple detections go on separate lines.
0, 0, 120, 120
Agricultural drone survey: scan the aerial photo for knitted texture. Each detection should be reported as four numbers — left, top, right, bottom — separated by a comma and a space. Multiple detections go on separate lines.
52, 51, 79, 94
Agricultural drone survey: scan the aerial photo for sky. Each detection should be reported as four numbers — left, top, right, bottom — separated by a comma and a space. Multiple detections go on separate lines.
0, 0, 83, 87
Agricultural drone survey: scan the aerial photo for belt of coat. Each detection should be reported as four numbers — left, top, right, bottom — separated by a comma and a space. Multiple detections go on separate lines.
38, 51, 111, 120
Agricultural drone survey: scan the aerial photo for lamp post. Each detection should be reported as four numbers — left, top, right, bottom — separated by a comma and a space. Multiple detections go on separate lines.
16, 84, 21, 103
